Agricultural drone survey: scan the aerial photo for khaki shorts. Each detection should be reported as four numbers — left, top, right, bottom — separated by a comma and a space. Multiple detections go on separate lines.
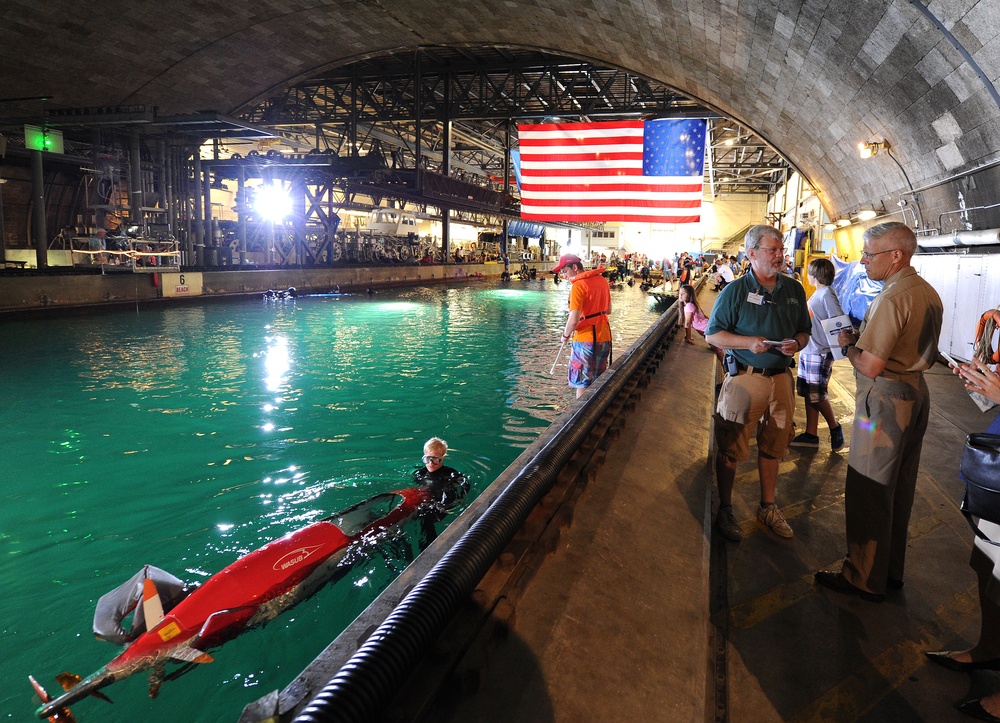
714, 369, 795, 461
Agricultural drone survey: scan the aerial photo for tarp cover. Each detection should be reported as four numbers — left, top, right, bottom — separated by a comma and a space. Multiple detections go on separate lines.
507, 219, 546, 239
93, 565, 189, 645
830, 256, 883, 327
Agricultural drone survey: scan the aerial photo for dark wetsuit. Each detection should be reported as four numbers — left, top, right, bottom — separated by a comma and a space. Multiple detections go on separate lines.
412, 465, 469, 548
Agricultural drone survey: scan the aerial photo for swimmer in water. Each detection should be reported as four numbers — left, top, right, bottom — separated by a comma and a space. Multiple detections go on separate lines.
412, 437, 469, 548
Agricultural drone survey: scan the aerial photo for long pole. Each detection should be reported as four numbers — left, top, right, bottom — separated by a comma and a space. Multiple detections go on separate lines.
550, 339, 567, 375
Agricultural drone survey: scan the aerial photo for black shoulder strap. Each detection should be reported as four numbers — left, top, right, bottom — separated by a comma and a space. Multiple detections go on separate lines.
963, 506, 1000, 547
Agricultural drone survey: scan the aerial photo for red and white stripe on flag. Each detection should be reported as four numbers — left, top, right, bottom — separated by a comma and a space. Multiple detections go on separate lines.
517, 119, 704, 223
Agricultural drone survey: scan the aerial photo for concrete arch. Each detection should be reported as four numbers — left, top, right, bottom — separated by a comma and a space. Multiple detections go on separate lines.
2, 0, 999, 223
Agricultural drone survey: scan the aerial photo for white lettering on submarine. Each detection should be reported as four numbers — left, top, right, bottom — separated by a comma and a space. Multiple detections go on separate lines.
272, 545, 324, 571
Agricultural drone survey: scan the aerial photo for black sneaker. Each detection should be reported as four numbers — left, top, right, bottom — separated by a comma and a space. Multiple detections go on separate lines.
716, 506, 743, 542
790, 432, 820, 448
830, 424, 845, 452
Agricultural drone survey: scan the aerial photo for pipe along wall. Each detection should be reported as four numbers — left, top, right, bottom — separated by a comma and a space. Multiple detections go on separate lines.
290, 299, 682, 723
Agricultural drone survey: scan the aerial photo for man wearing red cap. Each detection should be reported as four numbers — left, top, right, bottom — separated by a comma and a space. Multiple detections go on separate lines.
553, 253, 613, 398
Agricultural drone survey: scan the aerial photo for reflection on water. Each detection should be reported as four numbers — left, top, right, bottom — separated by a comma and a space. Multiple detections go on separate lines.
0, 279, 667, 721
262, 335, 291, 393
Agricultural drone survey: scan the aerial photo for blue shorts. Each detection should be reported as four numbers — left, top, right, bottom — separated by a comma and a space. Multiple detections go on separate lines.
568, 341, 611, 389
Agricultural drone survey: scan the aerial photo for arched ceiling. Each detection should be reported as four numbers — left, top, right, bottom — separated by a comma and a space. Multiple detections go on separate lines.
2, 0, 999, 221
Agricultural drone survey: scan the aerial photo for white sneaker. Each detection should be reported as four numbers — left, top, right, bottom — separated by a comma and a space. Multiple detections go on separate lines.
757, 504, 793, 538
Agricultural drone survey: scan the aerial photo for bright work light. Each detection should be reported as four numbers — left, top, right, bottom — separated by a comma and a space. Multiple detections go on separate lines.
256, 183, 292, 222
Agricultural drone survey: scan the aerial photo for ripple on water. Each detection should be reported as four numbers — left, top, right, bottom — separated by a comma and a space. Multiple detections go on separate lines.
0, 279, 666, 720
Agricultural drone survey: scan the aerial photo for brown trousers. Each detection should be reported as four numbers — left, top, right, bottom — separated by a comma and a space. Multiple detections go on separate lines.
841, 373, 930, 595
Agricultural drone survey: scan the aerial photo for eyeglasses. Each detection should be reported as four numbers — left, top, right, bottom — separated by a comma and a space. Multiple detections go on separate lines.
422, 455, 443, 465
860, 248, 899, 260
752, 246, 784, 256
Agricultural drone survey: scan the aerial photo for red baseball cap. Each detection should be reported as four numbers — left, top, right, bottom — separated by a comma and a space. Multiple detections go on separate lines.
551, 253, 582, 273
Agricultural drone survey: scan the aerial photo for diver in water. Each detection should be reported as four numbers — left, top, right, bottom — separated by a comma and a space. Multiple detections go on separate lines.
263, 287, 297, 300
412, 437, 469, 549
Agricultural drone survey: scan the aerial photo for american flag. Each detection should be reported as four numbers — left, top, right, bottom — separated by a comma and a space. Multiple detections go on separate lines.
516, 119, 707, 223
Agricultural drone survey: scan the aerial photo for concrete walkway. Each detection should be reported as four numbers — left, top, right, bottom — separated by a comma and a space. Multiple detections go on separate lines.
422, 287, 999, 722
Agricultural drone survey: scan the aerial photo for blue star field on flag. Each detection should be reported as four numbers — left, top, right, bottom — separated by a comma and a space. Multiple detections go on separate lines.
642, 119, 707, 177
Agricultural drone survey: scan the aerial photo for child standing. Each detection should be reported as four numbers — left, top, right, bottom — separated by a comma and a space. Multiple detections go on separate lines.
680, 283, 709, 345
790, 258, 845, 451
679, 284, 724, 360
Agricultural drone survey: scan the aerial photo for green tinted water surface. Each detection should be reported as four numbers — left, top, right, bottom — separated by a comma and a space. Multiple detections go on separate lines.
1, 279, 665, 721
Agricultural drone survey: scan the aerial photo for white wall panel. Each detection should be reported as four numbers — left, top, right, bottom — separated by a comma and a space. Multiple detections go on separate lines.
951, 256, 987, 360
916, 254, 960, 358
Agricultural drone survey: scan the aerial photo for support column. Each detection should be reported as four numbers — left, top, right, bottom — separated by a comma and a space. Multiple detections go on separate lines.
182, 151, 194, 265
414, 50, 422, 180
0, 135, 7, 263
163, 141, 174, 238
262, 168, 275, 266
292, 176, 306, 265
238, 164, 247, 266
326, 181, 336, 267
129, 130, 143, 235
351, 67, 358, 158
31, 149, 47, 269
442, 207, 450, 262
192, 153, 204, 266
442, 74, 452, 177
503, 120, 512, 263
0, 166, 6, 265
91, 129, 105, 233
203, 168, 213, 266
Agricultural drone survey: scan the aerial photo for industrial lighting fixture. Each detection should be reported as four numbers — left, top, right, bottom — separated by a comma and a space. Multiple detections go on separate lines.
859, 139, 891, 159
857, 208, 878, 221
255, 183, 291, 221
823, 221, 836, 231
836, 218, 851, 227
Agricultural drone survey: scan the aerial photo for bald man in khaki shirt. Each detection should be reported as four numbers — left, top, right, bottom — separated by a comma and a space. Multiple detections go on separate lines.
814, 221, 943, 602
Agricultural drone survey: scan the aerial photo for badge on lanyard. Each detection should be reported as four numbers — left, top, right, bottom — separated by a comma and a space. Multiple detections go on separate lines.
747, 291, 766, 306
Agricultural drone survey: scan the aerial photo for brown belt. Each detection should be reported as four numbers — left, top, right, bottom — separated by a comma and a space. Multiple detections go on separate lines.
879, 368, 922, 381
744, 366, 788, 377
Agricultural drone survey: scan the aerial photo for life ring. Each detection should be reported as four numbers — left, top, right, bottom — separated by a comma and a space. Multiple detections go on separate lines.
974, 309, 1000, 364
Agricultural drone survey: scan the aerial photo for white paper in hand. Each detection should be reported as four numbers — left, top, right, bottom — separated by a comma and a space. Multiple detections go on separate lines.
820, 315, 854, 359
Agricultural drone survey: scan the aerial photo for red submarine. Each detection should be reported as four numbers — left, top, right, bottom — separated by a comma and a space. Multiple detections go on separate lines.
32, 484, 458, 720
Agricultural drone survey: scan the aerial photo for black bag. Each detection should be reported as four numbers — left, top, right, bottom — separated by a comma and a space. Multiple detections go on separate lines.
960, 433, 1000, 546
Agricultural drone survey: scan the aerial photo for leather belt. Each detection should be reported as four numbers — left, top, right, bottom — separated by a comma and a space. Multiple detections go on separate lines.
742, 365, 788, 377
879, 368, 922, 381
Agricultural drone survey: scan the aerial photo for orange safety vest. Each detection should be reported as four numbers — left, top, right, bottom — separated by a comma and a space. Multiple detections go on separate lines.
570, 268, 611, 339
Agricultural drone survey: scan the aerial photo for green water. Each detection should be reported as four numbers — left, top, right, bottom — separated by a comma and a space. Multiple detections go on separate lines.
1, 279, 664, 721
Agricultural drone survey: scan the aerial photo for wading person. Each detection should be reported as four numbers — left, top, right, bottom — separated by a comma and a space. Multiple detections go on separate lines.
815, 221, 942, 602
553, 253, 612, 399
706, 225, 811, 542
412, 437, 469, 549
